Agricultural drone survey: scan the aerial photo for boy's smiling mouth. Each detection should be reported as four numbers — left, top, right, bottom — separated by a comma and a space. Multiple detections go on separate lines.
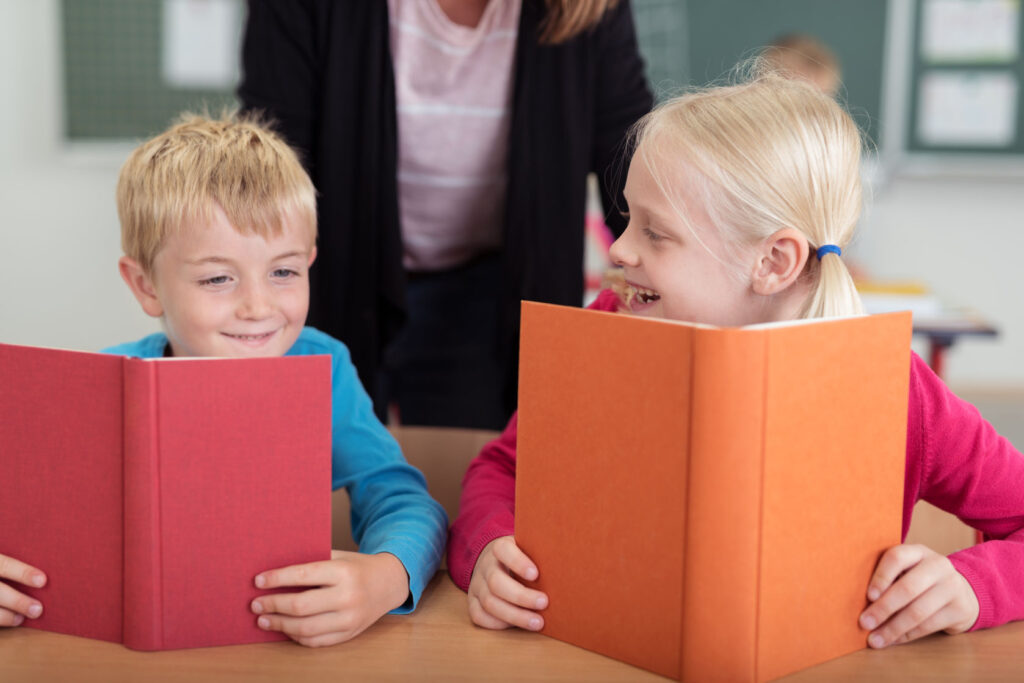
222, 330, 278, 343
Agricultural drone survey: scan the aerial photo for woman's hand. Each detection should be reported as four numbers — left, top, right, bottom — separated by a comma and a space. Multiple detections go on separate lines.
860, 543, 979, 648
467, 536, 548, 631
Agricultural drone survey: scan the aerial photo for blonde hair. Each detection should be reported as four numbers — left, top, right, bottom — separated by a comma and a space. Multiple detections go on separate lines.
633, 69, 864, 319
117, 112, 317, 273
540, 0, 620, 44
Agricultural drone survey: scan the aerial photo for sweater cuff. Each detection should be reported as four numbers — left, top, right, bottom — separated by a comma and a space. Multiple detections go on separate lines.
450, 511, 515, 592
948, 552, 990, 631
364, 535, 445, 614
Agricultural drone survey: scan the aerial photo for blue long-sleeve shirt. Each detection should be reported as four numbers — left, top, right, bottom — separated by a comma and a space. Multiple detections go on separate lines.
104, 326, 447, 612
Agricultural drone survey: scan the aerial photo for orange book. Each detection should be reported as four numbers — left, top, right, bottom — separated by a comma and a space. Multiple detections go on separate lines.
514, 302, 911, 682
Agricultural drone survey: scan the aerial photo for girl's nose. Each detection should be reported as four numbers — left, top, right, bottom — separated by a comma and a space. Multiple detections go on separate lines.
608, 229, 639, 267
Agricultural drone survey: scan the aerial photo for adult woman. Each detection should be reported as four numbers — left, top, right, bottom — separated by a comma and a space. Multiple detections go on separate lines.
239, 0, 652, 429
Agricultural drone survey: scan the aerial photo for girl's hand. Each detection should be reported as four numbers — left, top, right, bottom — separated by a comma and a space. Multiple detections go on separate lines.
859, 544, 979, 648
467, 536, 548, 631
0, 553, 46, 627
250, 550, 409, 647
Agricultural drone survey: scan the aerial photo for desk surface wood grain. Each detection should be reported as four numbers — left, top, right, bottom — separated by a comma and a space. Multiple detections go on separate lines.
3, 573, 1023, 682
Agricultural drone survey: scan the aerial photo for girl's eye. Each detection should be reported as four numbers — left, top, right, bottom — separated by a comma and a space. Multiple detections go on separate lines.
643, 227, 664, 243
198, 275, 230, 286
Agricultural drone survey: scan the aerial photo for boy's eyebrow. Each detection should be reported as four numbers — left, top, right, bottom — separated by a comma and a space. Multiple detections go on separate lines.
186, 256, 233, 265
184, 250, 308, 266
271, 250, 308, 261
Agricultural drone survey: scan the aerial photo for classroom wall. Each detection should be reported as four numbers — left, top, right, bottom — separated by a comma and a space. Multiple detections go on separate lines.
0, 0, 159, 353
2, 0, 1023, 392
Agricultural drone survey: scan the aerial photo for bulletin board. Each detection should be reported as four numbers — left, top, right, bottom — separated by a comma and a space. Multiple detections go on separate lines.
62, 0, 241, 141
905, 0, 1024, 155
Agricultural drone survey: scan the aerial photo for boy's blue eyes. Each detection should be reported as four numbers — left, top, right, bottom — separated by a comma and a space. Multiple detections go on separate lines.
197, 269, 299, 287
199, 275, 230, 286
272, 268, 299, 278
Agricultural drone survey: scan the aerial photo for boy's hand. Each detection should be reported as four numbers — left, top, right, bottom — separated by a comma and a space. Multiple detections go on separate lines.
467, 536, 548, 631
0, 553, 46, 627
251, 550, 409, 647
860, 543, 979, 648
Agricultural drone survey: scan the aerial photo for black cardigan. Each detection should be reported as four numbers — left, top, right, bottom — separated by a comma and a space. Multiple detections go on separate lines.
239, 0, 653, 417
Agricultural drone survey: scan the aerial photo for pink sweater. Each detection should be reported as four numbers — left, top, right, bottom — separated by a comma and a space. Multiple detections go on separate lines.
448, 289, 1024, 631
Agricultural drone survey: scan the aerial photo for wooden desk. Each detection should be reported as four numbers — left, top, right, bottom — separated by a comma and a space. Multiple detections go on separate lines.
3, 572, 1023, 682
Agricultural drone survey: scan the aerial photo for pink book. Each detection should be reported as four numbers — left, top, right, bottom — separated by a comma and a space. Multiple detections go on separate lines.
0, 343, 331, 650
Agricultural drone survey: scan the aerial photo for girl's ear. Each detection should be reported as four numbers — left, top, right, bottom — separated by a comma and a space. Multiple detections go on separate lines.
751, 228, 810, 296
118, 256, 164, 318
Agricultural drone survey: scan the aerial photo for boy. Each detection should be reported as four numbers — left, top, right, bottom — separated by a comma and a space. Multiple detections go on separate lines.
0, 113, 447, 647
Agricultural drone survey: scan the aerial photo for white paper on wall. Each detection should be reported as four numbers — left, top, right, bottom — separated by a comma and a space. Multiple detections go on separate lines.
917, 70, 1019, 146
921, 0, 1020, 63
162, 0, 243, 89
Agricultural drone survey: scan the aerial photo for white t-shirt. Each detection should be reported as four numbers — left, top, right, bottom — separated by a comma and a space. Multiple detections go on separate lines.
388, 0, 521, 271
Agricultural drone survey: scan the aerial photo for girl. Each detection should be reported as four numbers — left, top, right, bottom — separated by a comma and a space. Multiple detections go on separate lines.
447, 72, 1024, 649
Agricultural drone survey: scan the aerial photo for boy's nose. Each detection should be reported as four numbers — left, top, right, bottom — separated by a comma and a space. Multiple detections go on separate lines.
238, 283, 273, 319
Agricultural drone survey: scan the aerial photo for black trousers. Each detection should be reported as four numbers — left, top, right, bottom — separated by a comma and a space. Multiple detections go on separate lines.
377, 254, 510, 431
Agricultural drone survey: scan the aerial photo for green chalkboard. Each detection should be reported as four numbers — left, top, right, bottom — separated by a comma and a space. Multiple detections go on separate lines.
634, 0, 888, 147
62, 0, 239, 140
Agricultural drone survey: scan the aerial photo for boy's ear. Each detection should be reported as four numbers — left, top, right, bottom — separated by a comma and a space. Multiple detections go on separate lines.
308, 246, 317, 268
751, 228, 810, 296
118, 256, 164, 318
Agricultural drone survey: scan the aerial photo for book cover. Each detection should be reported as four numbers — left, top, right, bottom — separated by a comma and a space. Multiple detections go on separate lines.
0, 344, 332, 650
514, 302, 911, 682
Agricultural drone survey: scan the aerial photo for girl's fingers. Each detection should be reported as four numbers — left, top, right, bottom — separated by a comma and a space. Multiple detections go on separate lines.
475, 588, 544, 631
866, 545, 925, 601
862, 549, 941, 630
491, 537, 539, 582
866, 583, 948, 648
484, 565, 548, 611
468, 594, 513, 630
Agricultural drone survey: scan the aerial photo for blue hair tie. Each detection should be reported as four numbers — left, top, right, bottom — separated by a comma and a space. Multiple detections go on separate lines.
816, 244, 842, 260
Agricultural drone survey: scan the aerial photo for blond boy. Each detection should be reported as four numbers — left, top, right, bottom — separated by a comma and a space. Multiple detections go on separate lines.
0, 114, 447, 646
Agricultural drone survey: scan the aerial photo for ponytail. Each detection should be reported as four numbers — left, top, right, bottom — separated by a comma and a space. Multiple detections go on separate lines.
801, 247, 863, 318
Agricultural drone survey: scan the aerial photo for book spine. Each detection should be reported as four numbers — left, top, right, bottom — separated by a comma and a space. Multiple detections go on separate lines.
122, 359, 163, 651
680, 329, 765, 682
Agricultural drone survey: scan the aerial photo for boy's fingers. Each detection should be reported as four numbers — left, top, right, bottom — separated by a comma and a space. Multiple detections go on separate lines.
256, 611, 344, 640
492, 537, 538, 582
0, 582, 43, 619
0, 607, 25, 627
253, 587, 336, 618
0, 555, 46, 588
476, 590, 544, 631
255, 561, 337, 589
866, 545, 924, 601
484, 566, 548, 611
